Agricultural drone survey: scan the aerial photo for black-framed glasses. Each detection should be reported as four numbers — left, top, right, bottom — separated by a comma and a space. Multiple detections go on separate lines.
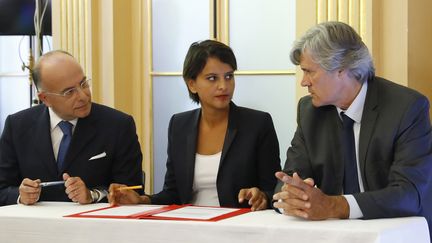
42, 78, 91, 98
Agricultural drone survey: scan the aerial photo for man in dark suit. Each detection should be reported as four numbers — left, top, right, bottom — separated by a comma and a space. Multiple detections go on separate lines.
0, 50, 143, 205
273, 21, 432, 239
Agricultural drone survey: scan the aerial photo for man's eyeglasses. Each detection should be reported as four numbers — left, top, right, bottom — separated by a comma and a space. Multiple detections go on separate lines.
42, 78, 91, 98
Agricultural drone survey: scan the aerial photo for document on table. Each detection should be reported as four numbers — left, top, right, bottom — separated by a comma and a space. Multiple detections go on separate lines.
65, 204, 250, 221
78, 205, 165, 217
150, 206, 240, 220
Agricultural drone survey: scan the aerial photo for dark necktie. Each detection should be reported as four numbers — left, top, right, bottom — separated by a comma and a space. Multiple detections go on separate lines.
341, 112, 360, 194
57, 121, 73, 171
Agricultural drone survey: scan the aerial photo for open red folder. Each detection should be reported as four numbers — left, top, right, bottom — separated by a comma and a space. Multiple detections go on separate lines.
65, 204, 250, 222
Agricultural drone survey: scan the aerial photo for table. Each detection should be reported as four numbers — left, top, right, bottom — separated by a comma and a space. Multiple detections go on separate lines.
0, 202, 429, 243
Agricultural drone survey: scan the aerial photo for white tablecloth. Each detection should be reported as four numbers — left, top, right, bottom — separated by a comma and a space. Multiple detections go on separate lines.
0, 202, 429, 243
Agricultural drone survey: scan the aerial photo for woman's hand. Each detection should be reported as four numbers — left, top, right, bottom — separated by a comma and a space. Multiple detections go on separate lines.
108, 183, 150, 205
238, 187, 268, 211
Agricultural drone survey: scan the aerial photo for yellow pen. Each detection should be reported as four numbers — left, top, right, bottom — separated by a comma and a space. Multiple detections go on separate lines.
116, 185, 143, 191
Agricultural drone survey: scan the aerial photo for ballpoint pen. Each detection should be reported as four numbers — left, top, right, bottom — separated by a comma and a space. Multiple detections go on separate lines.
40, 181, 65, 187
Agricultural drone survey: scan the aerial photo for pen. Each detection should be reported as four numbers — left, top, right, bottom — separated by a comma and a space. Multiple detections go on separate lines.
40, 181, 65, 187
117, 185, 143, 191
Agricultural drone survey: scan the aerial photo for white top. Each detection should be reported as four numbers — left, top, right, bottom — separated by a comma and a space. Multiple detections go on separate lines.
190, 152, 222, 206
48, 108, 77, 160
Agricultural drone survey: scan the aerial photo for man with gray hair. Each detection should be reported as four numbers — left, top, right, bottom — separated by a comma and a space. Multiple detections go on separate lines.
273, 21, 432, 239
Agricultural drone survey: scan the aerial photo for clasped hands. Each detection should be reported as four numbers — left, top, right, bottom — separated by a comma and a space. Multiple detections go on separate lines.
272, 171, 349, 220
19, 173, 93, 205
108, 184, 268, 211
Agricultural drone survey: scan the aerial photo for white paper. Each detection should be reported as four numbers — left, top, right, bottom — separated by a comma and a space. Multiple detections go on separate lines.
80, 205, 164, 217
152, 206, 238, 220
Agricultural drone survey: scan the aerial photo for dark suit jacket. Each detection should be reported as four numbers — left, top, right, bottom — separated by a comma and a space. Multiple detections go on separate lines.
0, 103, 143, 205
151, 102, 281, 208
278, 77, 432, 236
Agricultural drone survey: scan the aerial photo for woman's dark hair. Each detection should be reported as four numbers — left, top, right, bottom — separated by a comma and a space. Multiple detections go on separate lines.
183, 40, 237, 103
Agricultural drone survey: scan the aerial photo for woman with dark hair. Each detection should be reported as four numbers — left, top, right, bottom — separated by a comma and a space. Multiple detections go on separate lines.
109, 40, 280, 211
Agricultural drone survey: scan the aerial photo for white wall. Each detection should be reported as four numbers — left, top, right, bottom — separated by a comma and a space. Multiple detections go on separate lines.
151, 0, 297, 192
0, 36, 52, 132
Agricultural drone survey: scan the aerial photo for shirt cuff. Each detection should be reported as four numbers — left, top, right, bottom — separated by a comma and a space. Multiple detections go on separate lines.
93, 189, 108, 203
343, 194, 363, 219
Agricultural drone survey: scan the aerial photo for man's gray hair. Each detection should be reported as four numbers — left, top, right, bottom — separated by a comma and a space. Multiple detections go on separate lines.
290, 21, 375, 82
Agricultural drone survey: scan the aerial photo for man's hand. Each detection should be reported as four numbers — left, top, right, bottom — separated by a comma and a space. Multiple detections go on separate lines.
18, 178, 42, 205
108, 183, 150, 206
63, 173, 92, 204
273, 172, 349, 220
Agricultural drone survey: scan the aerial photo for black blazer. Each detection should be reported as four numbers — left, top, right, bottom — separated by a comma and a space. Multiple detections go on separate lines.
151, 102, 281, 208
0, 103, 143, 205
278, 77, 432, 235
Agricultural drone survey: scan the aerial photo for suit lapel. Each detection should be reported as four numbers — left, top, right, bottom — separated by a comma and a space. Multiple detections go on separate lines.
330, 106, 345, 194
220, 102, 238, 167
359, 78, 379, 188
61, 107, 97, 172
184, 109, 200, 200
33, 106, 58, 177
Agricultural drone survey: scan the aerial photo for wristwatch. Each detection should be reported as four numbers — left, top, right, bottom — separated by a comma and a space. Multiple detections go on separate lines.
90, 189, 99, 203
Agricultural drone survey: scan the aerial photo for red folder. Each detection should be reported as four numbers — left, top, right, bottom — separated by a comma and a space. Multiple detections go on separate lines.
65, 204, 250, 222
